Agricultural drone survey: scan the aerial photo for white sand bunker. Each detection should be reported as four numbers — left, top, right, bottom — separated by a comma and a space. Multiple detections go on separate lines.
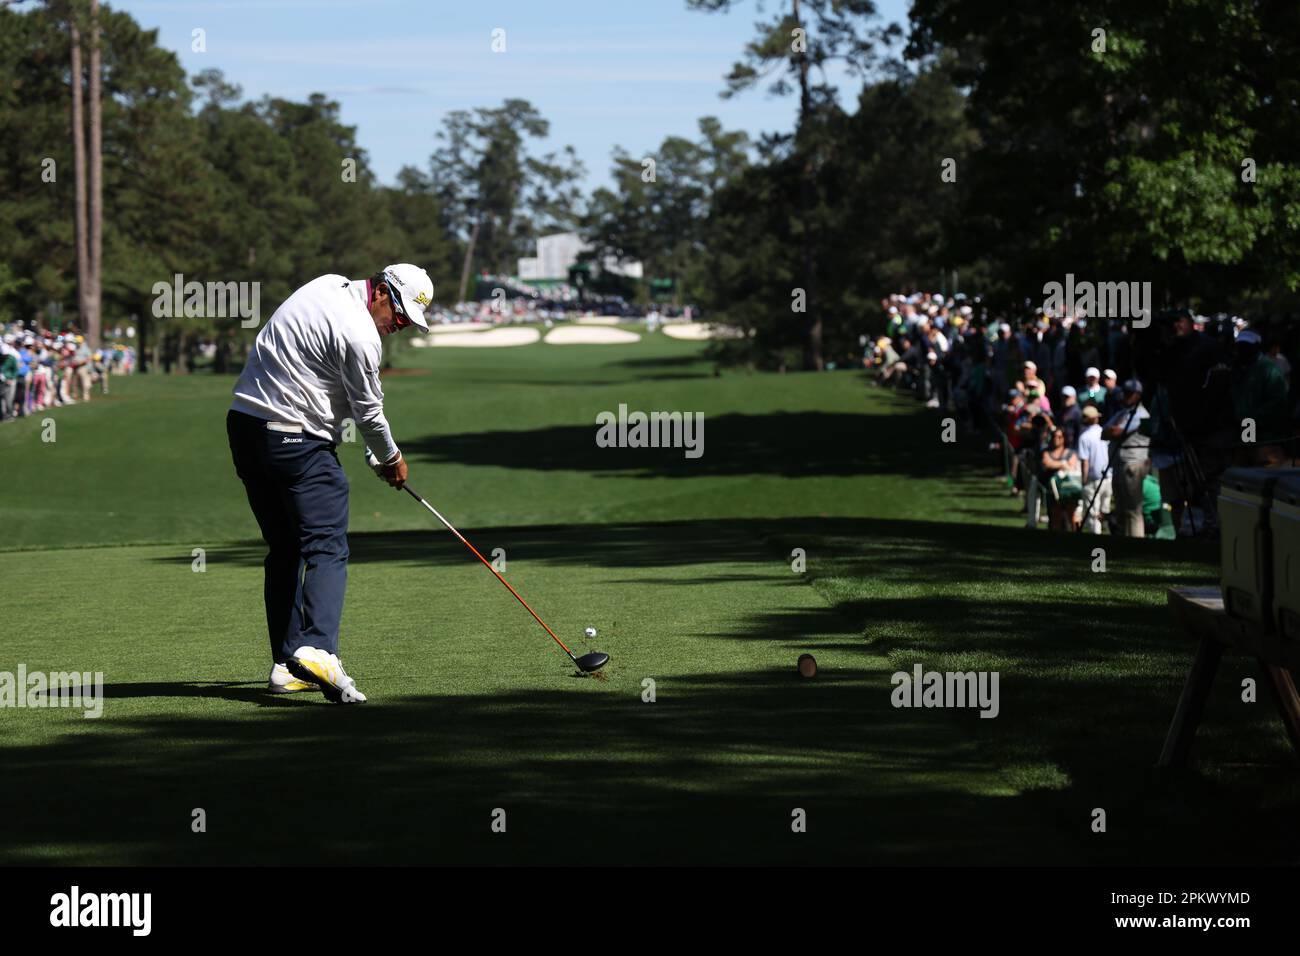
662, 322, 743, 341
545, 326, 642, 345
575, 315, 622, 325
429, 321, 494, 333
429, 327, 541, 347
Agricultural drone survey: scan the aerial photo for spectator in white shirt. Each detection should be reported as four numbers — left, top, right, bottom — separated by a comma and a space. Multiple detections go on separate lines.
1077, 404, 1112, 534
1105, 380, 1151, 538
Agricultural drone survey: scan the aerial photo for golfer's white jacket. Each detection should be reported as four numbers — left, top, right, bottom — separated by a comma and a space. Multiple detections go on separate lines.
231, 275, 400, 462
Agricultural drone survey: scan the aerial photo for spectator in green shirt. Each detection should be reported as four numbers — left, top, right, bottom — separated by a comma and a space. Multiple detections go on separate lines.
1142, 472, 1162, 526
1080, 366, 1107, 409
0, 341, 18, 422
1232, 329, 1290, 461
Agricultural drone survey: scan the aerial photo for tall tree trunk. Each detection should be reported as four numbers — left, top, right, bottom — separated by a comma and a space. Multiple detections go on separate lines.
87, 0, 103, 348
456, 217, 481, 303
792, 0, 823, 371
69, 10, 90, 339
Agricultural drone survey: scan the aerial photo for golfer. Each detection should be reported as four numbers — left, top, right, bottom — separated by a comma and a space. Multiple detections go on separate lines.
226, 265, 433, 703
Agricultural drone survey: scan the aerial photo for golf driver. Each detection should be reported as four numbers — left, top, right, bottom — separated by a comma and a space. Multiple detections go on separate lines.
400, 483, 610, 674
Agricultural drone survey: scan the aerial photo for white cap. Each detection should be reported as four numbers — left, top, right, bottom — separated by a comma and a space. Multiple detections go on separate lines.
1085, 366, 1100, 379
1103, 368, 1117, 380
1023, 360, 1037, 371
1061, 385, 1077, 397
381, 263, 434, 331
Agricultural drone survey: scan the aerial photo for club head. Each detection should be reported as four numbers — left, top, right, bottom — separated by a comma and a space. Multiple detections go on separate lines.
574, 651, 610, 673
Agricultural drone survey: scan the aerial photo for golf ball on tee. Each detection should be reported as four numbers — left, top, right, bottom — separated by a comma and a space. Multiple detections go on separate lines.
584, 626, 597, 639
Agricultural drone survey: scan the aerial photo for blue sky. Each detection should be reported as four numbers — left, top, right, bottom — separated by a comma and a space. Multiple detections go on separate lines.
113, 0, 910, 191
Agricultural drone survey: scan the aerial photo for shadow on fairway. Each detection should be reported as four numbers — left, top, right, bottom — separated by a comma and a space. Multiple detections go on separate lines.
601, 354, 715, 381
605, 355, 705, 370
84, 681, 311, 707
146, 514, 1217, 579
399, 409, 982, 479
0, 666, 969, 865
462, 374, 713, 387
24, 516, 1300, 864
460, 354, 715, 388
1, 661, 1294, 866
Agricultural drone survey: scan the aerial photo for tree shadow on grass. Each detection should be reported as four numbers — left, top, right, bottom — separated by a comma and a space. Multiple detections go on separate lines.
399, 410, 987, 479
147, 514, 1218, 579
455, 354, 714, 389
105, 514, 1300, 864
0, 667, 966, 864
605, 355, 706, 370
88, 681, 309, 708
2, 661, 1293, 866
461, 373, 710, 387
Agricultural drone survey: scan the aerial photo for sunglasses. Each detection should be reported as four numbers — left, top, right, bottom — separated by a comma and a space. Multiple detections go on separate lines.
383, 278, 413, 328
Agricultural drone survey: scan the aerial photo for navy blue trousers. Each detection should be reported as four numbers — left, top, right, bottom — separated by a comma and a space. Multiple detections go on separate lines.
227, 410, 349, 662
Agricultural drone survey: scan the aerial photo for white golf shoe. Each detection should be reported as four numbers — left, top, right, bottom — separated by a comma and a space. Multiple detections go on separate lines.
287, 646, 367, 704
267, 662, 318, 694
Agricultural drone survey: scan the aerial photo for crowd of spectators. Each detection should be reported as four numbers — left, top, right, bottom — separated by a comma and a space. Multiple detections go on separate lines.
0, 322, 134, 422
866, 294, 1298, 539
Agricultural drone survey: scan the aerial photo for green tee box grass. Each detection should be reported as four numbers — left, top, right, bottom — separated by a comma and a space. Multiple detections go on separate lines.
0, 331, 1296, 864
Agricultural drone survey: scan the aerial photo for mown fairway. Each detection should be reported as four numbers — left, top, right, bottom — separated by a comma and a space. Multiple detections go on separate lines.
1, 330, 1295, 864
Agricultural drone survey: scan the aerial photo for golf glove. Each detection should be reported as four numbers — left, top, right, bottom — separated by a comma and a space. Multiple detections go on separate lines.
366, 446, 408, 488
